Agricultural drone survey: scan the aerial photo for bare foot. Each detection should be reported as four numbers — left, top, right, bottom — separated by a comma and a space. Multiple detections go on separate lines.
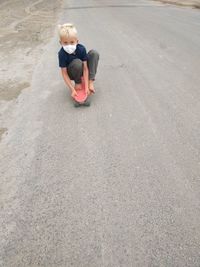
89, 80, 95, 94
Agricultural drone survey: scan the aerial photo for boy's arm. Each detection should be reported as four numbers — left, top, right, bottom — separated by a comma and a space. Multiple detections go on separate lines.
83, 61, 89, 94
61, 68, 77, 96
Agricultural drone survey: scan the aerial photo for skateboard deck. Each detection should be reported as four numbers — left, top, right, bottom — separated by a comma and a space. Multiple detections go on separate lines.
74, 87, 87, 103
73, 79, 90, 107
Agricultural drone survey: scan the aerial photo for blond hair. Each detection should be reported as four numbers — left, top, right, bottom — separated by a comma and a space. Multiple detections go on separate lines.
58, 23, 77, 39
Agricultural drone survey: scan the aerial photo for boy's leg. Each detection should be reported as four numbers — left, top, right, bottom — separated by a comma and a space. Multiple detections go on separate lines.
87, 50, 99, 80
87, 50, 99, 93
67, 59, 83, 88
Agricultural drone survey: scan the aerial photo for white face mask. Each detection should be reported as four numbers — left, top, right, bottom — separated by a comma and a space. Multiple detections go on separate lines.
63, 44, 77, 54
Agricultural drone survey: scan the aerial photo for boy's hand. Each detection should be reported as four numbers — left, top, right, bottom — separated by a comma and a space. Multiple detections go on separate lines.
85, 87, 90, 96
71, 89, 78, 98
89, 88, 95, 94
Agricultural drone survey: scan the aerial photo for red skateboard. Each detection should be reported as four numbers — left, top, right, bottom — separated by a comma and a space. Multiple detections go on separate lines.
73, 78, 90, 107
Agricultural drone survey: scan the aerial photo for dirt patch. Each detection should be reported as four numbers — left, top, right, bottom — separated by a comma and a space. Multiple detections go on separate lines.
0, 0, 63, 102
0, 128, 7, 141
153, 0, 200, 8
0, 0, 63, 142
0, 82, 30, 101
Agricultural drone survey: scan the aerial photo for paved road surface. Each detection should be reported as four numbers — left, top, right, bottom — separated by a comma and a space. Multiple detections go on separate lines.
1, 0, 200, 266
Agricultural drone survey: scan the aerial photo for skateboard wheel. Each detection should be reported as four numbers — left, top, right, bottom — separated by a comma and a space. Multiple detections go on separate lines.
74, 102, 81, 107
83, 100, 90, 106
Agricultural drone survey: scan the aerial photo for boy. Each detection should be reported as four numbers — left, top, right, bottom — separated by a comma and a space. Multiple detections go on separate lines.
58, 23, 99, 98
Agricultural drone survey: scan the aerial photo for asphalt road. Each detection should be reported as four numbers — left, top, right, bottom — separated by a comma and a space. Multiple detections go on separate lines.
1, 0, 200, 266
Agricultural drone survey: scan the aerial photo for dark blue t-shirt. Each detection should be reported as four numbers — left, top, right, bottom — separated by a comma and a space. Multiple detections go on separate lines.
58, 44, 87, 68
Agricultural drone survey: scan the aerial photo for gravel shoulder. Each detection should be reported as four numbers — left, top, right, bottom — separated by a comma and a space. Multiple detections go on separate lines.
0, 0, 63, 140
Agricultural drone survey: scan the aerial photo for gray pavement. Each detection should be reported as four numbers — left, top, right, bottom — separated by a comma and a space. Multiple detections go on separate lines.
1, 0, 200, 266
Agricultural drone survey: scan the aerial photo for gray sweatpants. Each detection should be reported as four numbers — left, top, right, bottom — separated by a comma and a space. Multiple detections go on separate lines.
67, 49, 99, 84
